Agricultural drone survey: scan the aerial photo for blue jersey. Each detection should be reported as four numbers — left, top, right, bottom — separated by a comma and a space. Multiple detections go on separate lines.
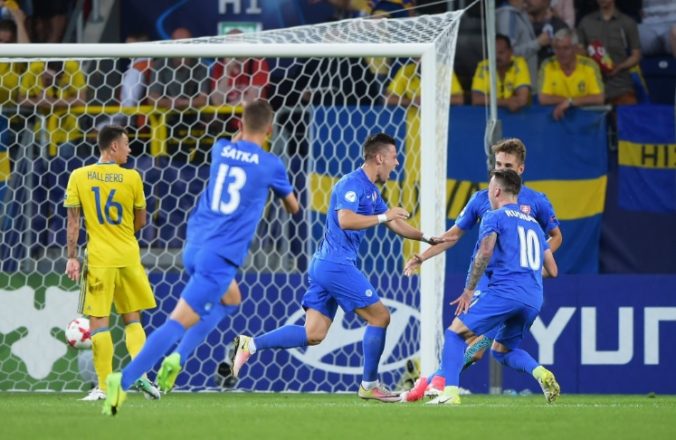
455, 185, 559, 235
475, 204, 550, 309
186, 139, 293, 266
314, 168, 388, 265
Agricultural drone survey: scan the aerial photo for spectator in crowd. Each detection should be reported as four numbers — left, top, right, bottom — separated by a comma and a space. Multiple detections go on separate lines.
527, 0, 569, 66
639, 0, 676, 58
551, 0, 575, 28
148, 27, 210, 110
19, 60, 87, 154
575, 0, 642, 25
369, 0, 417, 18
120, 33, 152, 111
0, 1, 29, 106
32, 0, 72, 43
471, 34, 531, 112
386, 59, 464, 106
577, 0, 641, 105
497, 0, 550, 84
538, 28, 605, 120
210, 30, 270, 106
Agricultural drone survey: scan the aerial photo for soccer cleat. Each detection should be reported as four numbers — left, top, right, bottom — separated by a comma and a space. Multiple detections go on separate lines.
358, 384, 401, 403
400, 376, 428, 402
102, 373, 127, 416
80, 387, 106, 401
537, 368, 560, 403
156, 353, 182, 393
134, 375, 161, 400
426, 386, 461, 405
425, 375, 446, 397
231, 335, 252, 378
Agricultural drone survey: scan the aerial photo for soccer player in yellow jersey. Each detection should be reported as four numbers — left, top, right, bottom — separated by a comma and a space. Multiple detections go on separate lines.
385, 60, 464, 106
472, 34, 531, 112
538, 28, 605, 120
64, 125, 160, 401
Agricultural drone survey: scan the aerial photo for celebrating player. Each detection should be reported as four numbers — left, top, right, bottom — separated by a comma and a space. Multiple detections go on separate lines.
429, 169, 560, 405
230, 133, 444, 402
102, 99, 300, 415
64, 125, 160, 401
401, 137, 562, 401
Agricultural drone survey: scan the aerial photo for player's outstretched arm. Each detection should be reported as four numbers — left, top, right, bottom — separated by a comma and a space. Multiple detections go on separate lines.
384, 218, 444, 244
337, 207, 409, 231
543, 249, 558, 278
65, 207, 81, 281
281, 193, 300, 215
403, 225, 465, 275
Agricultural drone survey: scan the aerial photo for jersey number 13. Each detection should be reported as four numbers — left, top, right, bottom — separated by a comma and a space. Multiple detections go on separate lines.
211, 164, 247, 214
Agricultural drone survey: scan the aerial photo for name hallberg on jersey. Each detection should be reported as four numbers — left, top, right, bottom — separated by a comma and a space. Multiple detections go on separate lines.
87, 171, 123, 183
504, 209, 538, 223
220, 145, 259, 164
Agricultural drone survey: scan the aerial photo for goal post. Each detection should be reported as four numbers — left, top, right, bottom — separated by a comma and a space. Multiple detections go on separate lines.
0, 11, 462, 391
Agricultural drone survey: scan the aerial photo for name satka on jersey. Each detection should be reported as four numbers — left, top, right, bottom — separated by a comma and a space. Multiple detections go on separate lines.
478, 204, 549, 309
186, 139, 293, 267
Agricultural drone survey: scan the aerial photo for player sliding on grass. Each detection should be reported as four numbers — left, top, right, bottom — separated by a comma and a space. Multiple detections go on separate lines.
402, 138, 562, 401
429, 169, 560, 405
231, 133, 445, 402
102, 99, 300, 415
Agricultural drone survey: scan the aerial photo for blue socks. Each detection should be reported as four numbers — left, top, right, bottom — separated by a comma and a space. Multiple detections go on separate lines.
440, 329, 466, 387
175, 303, 239, 365
121, 319, 185, 390
362, 326, 386, 382
492, 348, 539, 374
254, 325, 308, 350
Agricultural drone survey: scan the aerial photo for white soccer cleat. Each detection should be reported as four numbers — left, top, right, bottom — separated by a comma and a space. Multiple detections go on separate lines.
231, 335, 253, 378
80, 387, 106, 401
426, 386, 461, 405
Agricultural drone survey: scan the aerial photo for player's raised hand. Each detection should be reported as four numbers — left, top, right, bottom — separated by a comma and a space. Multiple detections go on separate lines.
450, 288, 473, 315
65, 258, 80, 281
403, 254, 423, 276
385, 207, 410, 221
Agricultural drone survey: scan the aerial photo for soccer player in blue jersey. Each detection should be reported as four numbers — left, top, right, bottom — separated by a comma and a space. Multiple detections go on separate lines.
102, 100, 300, 415
401, 138, 562, 401
429, 169, 559, 405
230, 133, 444, 402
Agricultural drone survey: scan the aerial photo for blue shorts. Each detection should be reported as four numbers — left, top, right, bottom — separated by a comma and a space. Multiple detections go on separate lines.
181, 245, 237, 317
301, 258, 380, 320
471, 277, 500, 340
458, 292, 538, 350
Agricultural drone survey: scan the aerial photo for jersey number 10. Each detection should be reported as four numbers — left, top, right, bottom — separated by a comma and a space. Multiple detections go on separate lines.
211, 164, 247, 214
517, 225, 541, 270
91, 187, 122, 225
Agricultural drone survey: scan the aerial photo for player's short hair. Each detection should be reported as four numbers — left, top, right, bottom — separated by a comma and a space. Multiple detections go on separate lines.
491, 138, 526, 164
98, 125, 128, 152
496, 33, 512, 50
242, 99, 274, 133
363, 133, 396, 160
490, 168, 522, 196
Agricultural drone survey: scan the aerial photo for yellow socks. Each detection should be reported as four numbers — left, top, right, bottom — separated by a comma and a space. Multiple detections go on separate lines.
124, 321, 146, 360
91, 329, 113, 392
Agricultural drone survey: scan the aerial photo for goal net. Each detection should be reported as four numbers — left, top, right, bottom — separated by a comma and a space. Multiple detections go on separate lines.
0, 11, 461, 392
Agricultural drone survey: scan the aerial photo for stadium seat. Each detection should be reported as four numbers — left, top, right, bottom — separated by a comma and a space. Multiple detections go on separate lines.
640, 56, 676, 105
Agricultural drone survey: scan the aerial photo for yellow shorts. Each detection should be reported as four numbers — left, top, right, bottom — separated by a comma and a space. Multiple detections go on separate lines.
78, 262, 156, 317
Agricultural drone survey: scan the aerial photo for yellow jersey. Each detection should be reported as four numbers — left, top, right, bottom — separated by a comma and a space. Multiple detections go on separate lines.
387, 63, 463, 102
64, 163, 146, 268
21, 60, 86, 145
471, 56, 531, 99
538, 55, 604, 98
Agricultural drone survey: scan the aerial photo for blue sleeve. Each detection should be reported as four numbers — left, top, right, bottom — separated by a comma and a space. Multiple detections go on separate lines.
270, 157, 293, 198
536, 193, 560, 233
478, 210, 500, 241
333, 179, 361, 212
454, 191, 482, 231
212, 138, 228, 161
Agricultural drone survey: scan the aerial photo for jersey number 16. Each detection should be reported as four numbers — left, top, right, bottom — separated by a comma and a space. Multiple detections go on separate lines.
91, 187, 122, 225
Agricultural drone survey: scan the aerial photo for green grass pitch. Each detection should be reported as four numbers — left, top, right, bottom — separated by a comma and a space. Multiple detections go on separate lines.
2, 393, 675, 440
